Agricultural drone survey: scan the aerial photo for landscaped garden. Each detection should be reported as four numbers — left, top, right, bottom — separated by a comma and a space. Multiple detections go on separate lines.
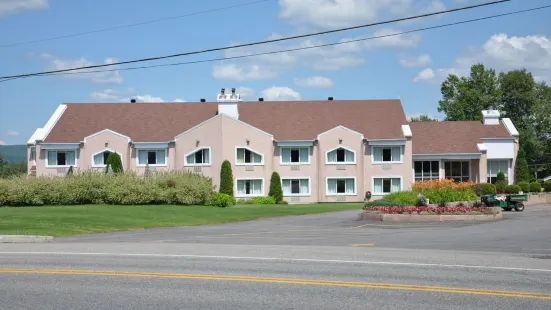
0, 158, 362, 236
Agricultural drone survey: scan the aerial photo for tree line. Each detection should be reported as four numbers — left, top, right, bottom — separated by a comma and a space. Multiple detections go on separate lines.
0, 153, 26, 178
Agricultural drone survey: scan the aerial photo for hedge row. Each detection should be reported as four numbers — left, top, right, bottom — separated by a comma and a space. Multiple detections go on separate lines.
0, 171, 214, 206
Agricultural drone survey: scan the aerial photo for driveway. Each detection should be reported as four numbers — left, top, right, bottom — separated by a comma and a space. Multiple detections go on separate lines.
56, 205, 551, 255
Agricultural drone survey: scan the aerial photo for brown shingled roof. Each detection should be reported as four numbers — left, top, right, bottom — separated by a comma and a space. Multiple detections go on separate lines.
239, 100, 406, 140
44, 100, 407, 143
409, 121, 513, 154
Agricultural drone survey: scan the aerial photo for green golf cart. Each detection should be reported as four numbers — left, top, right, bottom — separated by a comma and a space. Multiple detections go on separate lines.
481, 193, 528, 212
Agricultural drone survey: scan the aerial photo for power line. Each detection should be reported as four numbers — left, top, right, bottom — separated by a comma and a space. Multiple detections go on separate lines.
0, 0, 273, 48
0, 0, 510, 80
16, 5, 551, 80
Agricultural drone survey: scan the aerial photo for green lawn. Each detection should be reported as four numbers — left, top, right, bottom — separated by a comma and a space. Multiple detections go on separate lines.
0, 203, 363, 236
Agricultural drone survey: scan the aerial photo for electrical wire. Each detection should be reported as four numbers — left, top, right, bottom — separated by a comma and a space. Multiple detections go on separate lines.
0, 0, 273, 48
19, 5, 551, 80
0, 0, 511, 80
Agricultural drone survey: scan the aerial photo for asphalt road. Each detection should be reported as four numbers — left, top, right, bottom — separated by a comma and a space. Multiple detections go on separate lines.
57, 205, 551, 255
1, 205, 550, 309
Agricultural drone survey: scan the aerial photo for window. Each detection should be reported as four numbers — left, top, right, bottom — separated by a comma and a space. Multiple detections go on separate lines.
414, 161, 440, 181
282, 178, 310, 196
185, 148, 210, 166
444, 161, 470, 182
236, 179, 263, 197
30, 148, 36, 162
46, 150, 76, 167
92, 150, 112, 167
137, 149, 166, 166
487, 160, 509, 184
281, 147, 309, 164
326, 178, 356, 195
326, 147, 355, 164
236, 147, 262, 165
373, 178, 401, 194
373, 146, 401, 163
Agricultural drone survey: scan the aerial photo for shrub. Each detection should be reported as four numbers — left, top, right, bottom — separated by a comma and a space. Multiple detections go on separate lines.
529, 182, 542, 193
268, 172, 283, 203
438, 201, 448, 208
473, 183, 496, 196
495, 180, 507, 194
364, 199, 404, 207
544, 181, 551, 192
236, 196, 276, 205
385, 187, 478, 205
219, 160, 233, 196
362, 206, 494, 215
0, 171, 214, 206
496, 172, 506, 183
105, 152, 123, 174
516, 181, 530, 193
515, 148, 530, 183
384, 191, 417, 205
505, 184, 521, 194
279, 200, 289, 205
471, 201, 484, 208
207, 192, 236, 208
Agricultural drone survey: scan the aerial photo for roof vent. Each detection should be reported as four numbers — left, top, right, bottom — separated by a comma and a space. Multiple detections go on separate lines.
259, 97, 264, 102
130, 99, 136, 103
328, 97, 334, 101
200, 98, 206, 103
482, 110, 500, 125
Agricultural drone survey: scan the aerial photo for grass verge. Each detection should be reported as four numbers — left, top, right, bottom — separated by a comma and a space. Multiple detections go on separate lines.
0, 203, 362, 236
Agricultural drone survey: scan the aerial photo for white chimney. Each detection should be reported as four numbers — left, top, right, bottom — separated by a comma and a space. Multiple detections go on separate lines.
217, 87, 241, 119
481, 110, 500, 125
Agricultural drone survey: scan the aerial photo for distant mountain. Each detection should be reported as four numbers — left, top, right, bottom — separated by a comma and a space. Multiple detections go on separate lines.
0, 145, 27, 163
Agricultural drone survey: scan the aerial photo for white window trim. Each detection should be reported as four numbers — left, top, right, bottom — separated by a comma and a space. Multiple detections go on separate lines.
184, 146, 212, 167
136, 149, 168, 167
325, 176, 357, 196
235, 146, 264, 166
371, 145, 403, 164
235, 178, 265, 198
91, 148, 123, 168
487, 159, 511, 184
45, 149, 78, 168
325, 146, 356, 165
279, 147, 311, 165
372, 176, 403, 195
281, 177, 312, 197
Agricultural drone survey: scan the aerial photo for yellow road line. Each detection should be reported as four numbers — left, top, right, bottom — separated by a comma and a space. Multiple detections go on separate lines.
350, 243, 375, 247
1, 268, 550, 300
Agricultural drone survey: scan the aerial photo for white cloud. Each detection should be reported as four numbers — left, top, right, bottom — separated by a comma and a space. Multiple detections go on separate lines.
312, 55, 365, 71
212, 64, 277, 81
0, 0, 47, 16
295, 76, 334, 88
0, 140, 5, 145
261, 86, 301, 101
364, 28, 420, 49
413, 68, 435, 82
419, 33, 551, 83
7, 130, 19, 136
278, 0, 413, 29
237, 87, 255, 98
399, 53, 432, 67
39, 53, 123, 84
90, 88, 183, 103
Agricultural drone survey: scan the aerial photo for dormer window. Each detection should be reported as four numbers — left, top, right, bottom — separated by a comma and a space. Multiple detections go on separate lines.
185, 147, 211, 166
326, 147, 355, 164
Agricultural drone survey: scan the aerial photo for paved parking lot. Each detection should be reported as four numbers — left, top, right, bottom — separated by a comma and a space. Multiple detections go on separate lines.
57, 205, 551, 255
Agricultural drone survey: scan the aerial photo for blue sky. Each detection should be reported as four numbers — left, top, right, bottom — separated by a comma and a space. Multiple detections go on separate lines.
0, 0, 550, 145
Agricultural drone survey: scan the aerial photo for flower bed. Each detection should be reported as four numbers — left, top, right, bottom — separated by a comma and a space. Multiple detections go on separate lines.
362, 206, 496, 215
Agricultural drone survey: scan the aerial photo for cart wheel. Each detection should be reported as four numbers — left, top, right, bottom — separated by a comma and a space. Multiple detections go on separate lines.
503, 207, 513, 211
514, 203, 525, 212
